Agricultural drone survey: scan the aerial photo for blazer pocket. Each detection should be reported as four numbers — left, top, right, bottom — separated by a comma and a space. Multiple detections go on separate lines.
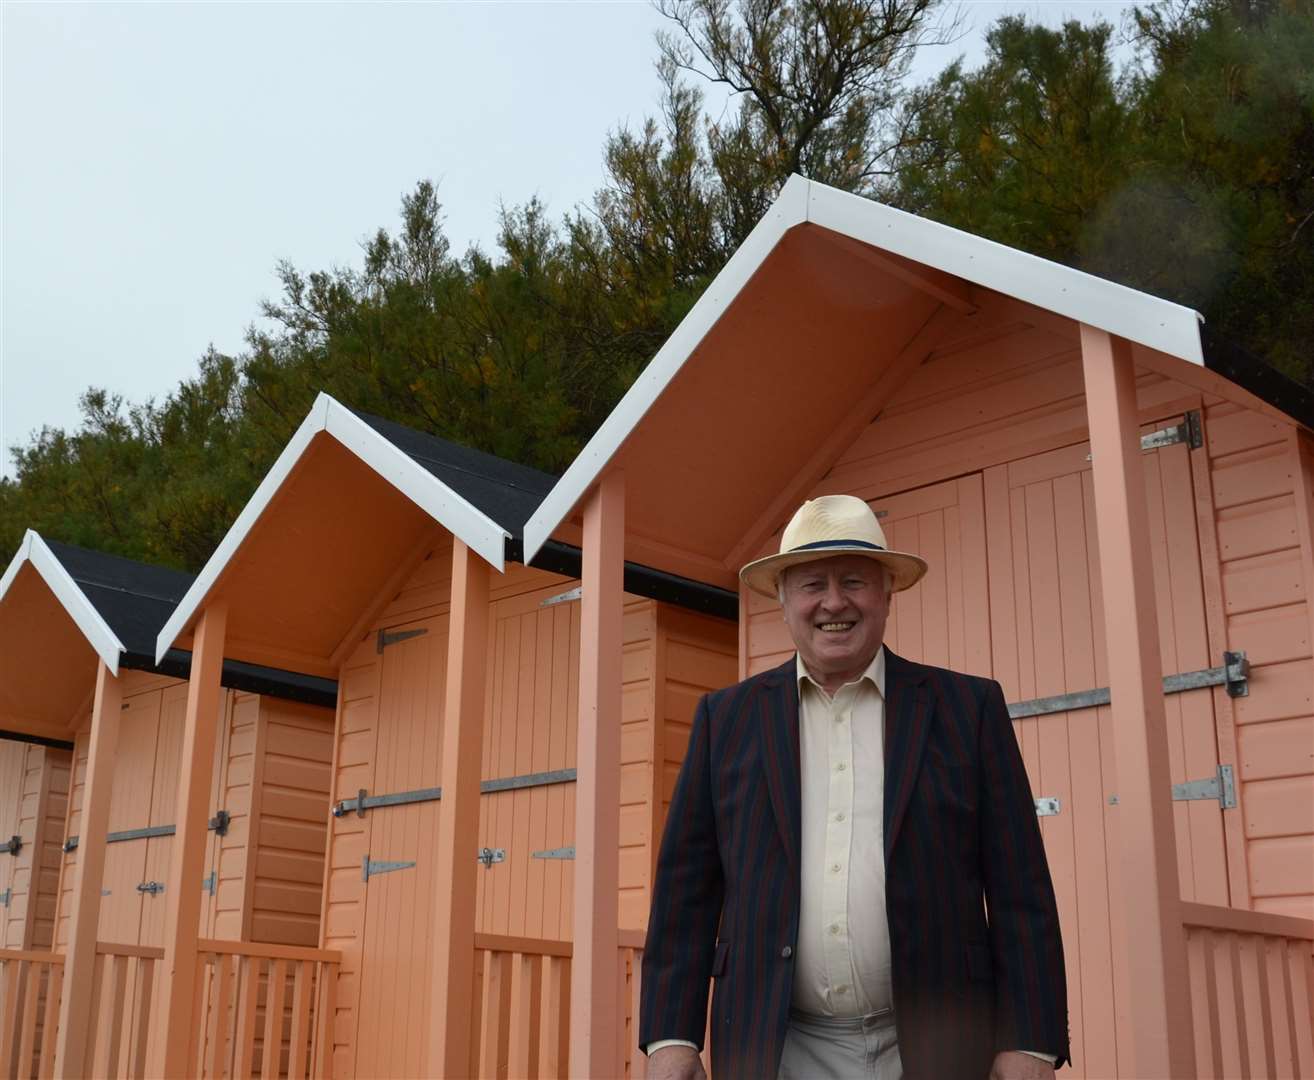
966, 944, 993, 983
711, 941, 730, 978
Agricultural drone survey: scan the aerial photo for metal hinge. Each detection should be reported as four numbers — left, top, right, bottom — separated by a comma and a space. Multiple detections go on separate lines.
0, 887, 10, 907
202, 872, 216, 896
208, 810, 230, 837
377, 627, 428, 653
1141, 411, 1203, 451
477, 847, 506, 868
3, 835, 21, 856
136, 881, 165, 895
1034, 797, 1061, 817
1172, 765, 1237, 809
362, 856, 417, 882
532, 847, 576, 859
1008, 651, 1249, 720
333, 770, 578, 817
540, 586, 582, 608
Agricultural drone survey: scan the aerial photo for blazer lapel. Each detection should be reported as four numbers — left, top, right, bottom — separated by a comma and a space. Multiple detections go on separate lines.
883, 648, 931, 862
759, 657, 802, 867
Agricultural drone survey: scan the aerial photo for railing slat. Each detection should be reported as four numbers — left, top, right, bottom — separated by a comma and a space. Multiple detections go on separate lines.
288, 960, 312, 1080
232, 956, 261, 1080
479, 950, 511, 1079
539, 954, 568, 1079
313, 960, 336, 1080
86, 952, 107, 1079
508, 952, 541, 1080
629, 948, 646, 1080
1289, 942, 1314, 1076
98, 954, 130, 1079
130, 957, 155, 1080
0, 955, 22, 1071
207, 952, 235, 1079
17, 961, 41, 1080
260, 958, 288, 1080
39, 963, 63, 1080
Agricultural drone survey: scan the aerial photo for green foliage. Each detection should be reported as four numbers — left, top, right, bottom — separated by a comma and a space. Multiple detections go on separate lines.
4, 0, 1309, 574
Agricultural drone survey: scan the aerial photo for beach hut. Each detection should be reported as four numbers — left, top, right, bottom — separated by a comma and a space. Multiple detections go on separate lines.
522, 176, 1314, 1078
152, 395, 738, 1078
0, 532, 337, 1077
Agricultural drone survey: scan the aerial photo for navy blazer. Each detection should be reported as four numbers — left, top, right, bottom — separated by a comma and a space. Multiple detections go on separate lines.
640, 649, 1069, 1079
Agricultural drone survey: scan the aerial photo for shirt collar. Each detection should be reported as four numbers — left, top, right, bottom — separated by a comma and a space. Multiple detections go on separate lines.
795, 645, 886, 699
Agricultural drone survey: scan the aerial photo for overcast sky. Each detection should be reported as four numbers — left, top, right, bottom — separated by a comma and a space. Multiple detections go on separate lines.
1, 1, 1141, 481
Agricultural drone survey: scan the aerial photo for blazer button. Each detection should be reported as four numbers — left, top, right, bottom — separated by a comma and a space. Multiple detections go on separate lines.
780, 945, 793, 959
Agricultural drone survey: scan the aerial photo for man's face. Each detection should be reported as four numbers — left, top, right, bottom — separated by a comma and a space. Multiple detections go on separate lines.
780, 554, 891, 689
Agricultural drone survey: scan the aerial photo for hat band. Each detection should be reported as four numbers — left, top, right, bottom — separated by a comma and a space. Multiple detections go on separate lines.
788, 539, 886, 554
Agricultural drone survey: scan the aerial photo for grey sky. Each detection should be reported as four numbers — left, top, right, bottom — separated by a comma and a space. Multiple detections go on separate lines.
2, 1, 1141, 482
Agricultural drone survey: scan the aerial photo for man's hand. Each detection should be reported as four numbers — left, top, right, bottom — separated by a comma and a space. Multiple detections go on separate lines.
989, 1051, 1056, 1079
647, 1044, 707, 1080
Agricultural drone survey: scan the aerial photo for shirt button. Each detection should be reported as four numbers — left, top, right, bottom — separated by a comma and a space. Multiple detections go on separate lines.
836, 762, 847, 772
831, 863, 842, 873
836, 985, 849, 995
829, 924, 840, 935
835, 812, 846, 822
781, 945, 793, 959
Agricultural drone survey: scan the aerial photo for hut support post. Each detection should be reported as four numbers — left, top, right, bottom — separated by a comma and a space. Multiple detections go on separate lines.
1080, 325, 1196, 1077
152, 601, 229, 1078
570, 469, 625, 1079
427, 540, 490, 1077
53, 662, 121, 1078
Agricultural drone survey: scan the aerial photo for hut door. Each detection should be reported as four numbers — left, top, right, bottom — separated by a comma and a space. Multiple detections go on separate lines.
870, 474, 992, 678
983, 419, 1229, 1078
352, 614, 448, 1079
0, 743, 25, 946
137, 685, 189, 948
98, 689, 162, 946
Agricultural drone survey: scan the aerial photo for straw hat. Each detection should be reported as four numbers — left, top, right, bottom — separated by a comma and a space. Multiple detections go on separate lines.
739, 495, 928, 599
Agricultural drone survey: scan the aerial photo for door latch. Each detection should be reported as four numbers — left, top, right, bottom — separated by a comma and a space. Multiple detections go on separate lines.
136, 881, 165, 895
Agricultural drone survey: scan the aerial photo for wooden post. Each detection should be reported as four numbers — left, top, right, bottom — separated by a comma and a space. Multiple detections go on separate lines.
150, 601, 228, 1078
53, 662, 121, 1078
427, 540, 491, 1077
570, 469, 625, 1079
1080, 325, 1196, 1077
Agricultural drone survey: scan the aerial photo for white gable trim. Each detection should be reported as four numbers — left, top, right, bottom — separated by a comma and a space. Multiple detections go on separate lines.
0, 530, 125, 674
522, 175, 1205, 564
155, 393, 509, 663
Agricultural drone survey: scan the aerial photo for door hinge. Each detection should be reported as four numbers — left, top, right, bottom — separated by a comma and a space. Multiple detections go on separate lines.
540, 586, 582, 608
0, 887, 10, 907
377, 627, 428, 653
1141, 410, 1203, 452
532, 846, 576, 859
136, 881, 165, 895
2, 835, 20, 856
208, 810, 231, 836
361, 856, 417, 882
1034, 797, 1061, 817
477, 847, 506, 868
1172, 764, 1237, 809
202, 871, 217, 895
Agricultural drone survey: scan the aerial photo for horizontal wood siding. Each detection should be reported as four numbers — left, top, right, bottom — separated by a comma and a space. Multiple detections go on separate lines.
1207, 412, 1314, 922
53, 732, 88, 952
250, 698, 335, 947
28, 747, 70, 951
619, 600, 656, 932
207, 691, 257, 942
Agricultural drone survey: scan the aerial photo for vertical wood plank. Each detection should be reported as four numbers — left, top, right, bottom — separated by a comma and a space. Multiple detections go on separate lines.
95, 954, 129, 1080
208, 953, 235, 1080
1286, 942, 1314, 1076
1, 959, 24, 1077
39, 964, 62, 1080
17, 950, 41, 1078
130, 957, 154, 1080
539, 954, 569, 1080
260, 959, 288, 1079
53, 663, 121, 1078
312, 962, 336, 1080
571, 469, 625, 1079
232, 957, 260, 1080
1080, 325, 1195, 1077
85, 953, 106, 1080
507, 952, 542, 1080
153, 602, 229, 1079
629, 949, 646, 1080
287, 960, 312, 1080
1263, 937, 1295, 1079
1186, 930, 1215, 1077
479, 950, 511, 1080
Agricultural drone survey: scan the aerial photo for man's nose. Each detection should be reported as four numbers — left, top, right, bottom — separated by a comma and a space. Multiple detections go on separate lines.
819, 580, 847, 610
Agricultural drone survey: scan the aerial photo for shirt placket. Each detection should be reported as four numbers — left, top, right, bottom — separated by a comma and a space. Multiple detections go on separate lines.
822, 684, 856, 1013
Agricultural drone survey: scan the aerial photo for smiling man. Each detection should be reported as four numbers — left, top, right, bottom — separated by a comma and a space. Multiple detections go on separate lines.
640, 495, 1069, 1080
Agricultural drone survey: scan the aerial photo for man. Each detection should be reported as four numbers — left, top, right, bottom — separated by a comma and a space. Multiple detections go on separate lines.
640, 495, 1068, 1079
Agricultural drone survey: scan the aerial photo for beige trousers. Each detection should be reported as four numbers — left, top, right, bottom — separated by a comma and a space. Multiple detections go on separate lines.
777, 1007, 903, 1080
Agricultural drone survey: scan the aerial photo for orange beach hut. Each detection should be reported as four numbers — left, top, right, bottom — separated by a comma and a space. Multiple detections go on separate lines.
0, 531, 337, 1078
0, 738, 69, 957
521, 176, 1314, 1079
152, 394, 737, 1078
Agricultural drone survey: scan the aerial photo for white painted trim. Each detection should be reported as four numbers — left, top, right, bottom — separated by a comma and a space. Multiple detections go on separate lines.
0, 530, 125, 674
521, 175, 812, 562
155, 393, 509, 662
522, 175, 1207, 562
805, 183, 1205, 366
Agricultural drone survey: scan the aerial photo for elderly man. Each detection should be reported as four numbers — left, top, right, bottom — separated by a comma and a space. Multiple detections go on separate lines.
640, 495, 1068, 1080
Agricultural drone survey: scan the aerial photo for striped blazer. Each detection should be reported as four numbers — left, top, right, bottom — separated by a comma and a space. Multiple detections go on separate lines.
640, 649, 1069, 1079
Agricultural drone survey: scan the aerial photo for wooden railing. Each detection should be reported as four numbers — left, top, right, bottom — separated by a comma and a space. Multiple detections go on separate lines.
190, 939, 340, 1080
0, 949, 64, 1079
471, 929, 646, 1080
1181, 901, 1314, 1078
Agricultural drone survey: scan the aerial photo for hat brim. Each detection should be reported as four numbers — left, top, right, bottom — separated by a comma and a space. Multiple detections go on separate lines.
739, 545, 929, 600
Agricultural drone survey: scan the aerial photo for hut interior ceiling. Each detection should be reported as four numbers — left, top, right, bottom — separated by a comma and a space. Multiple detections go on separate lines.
214, 435, 438, 667
0, 563, 98, 734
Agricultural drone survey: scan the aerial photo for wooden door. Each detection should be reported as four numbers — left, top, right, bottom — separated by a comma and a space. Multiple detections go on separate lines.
98, 690, 160, 945
871, 474, 992, 678
0, 742, 25, 946
351, 615, 448, 1079
476, 583, 580, 942
984, 419, 1230, 1078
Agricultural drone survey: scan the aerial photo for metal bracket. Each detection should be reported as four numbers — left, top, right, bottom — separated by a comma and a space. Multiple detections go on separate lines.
0, 888, 10, 907
1034, 797, 1061, 817
362, 856, 417, 882
477, 847, 506, 869
532, 847, 576, 859
208, 810, 231, 836
481, 769, 576, 794
3, 835, 21, 856
202, 872, 217, 896
377, 627, 428, 653
136, 881, 165, 895
63, 809, 236, 854
1172, 764, 1238, 809
540, 586, 582, 608
1008, 651, 1249, 720
333, 770, 578, 817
